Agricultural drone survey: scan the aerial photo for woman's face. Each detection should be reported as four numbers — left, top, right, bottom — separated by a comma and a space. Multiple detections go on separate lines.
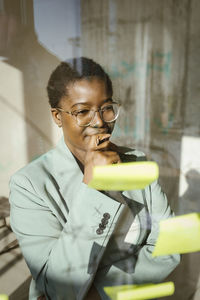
51, 78, 115, 156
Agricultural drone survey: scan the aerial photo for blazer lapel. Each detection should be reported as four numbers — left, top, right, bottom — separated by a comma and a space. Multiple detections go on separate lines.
49, 138, 122, 226
48, 137, 148, 245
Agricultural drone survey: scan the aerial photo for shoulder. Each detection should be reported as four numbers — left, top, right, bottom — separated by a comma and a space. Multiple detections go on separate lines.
10, 148, 55, 188
9, 137, 77, 193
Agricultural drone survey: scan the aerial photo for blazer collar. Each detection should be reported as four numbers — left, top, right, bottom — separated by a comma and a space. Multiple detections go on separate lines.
51, 137, 84, 196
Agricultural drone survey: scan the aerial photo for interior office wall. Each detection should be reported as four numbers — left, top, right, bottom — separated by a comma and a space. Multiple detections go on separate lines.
0, 0, 57, 196
80, 0, 200, 299
0, 0, 200, 299
81, 0, 200, 212
0, 0, 81, 196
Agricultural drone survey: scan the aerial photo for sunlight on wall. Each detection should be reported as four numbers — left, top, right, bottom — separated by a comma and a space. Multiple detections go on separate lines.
0, 61, 27, 195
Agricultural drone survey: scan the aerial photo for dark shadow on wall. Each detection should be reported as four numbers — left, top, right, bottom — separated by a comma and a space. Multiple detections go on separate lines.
162, 252, 200, 300
178, 169, 200, 215
9, 276, 32, 300
0, 0, 60, 161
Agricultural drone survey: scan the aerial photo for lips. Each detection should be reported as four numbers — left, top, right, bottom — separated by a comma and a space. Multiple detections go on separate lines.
85, 128, 109, 136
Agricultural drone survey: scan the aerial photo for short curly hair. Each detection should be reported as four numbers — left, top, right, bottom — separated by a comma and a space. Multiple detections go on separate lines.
47, 57, 113, 108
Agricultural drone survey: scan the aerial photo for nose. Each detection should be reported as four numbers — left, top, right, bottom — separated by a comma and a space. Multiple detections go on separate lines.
90, 110, 104, 127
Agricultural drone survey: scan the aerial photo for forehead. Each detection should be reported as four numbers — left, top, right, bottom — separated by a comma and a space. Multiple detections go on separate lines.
61, 78, 111, 107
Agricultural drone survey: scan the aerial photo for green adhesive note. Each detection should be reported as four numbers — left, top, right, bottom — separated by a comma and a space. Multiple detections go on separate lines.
104, 281, 174, 300
153, 213, 200, 257
88, 161, 159, 190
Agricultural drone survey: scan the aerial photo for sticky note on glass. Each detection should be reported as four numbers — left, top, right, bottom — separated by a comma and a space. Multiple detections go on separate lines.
152, 213, 200, 257
88, 161, 159, 190
104, 281, 174, 300
0, 295, 8, 300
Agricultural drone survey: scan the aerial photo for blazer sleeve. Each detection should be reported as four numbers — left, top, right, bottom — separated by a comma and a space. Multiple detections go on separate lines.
9, 173, 122, 300
130, 180, 180, 283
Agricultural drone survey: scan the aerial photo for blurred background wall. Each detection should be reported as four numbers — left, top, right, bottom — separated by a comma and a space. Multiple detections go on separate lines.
0, 0, 199, 299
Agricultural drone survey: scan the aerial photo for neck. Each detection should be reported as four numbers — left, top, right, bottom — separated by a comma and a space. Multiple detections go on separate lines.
64, 138, 86, 169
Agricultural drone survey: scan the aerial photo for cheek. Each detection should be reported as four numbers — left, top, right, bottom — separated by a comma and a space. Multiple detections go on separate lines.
108, 122, 115, 133
63, 121, 85, 140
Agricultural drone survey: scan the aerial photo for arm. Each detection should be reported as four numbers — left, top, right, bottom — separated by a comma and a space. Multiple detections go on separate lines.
9, 174, 121, 299
130, 180, 180, 283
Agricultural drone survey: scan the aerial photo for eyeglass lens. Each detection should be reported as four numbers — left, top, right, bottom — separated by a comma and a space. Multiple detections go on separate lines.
76, 103, 120, 126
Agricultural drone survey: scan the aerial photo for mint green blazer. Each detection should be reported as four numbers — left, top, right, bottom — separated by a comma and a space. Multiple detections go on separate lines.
9, 137, 180, 300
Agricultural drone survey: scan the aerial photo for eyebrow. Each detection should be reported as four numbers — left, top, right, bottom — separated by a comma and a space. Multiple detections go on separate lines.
71, 97, 113, 109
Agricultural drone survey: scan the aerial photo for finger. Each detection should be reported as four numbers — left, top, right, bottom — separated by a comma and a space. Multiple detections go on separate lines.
108, 142, 119, 152
96, 134, 111, 146
108, 153, 121, 164
97, 150, 118, 156
87, 134, 111, 150
94, 151, 121, 165
105, 156, 121, 165
95, 139, 111, 150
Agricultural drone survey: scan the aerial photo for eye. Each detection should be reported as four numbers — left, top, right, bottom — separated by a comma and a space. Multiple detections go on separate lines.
74, 109, 90, 116
102, 104, 113, 111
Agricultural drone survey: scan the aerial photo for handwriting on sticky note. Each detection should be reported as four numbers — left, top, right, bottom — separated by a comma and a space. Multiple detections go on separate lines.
88, 161, 159, 191
152, 213, 200, 256
104, 281, 174, 300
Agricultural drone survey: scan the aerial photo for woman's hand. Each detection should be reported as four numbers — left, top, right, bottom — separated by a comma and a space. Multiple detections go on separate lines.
83, 133, 121, 184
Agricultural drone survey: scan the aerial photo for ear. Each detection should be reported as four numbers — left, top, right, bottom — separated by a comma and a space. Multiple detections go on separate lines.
51, 109, 62, 127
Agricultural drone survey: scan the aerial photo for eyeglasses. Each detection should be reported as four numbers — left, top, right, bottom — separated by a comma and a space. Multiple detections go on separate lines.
56, 102, 121, 127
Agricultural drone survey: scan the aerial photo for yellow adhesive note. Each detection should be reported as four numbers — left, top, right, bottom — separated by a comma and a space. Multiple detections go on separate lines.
152, 213, 200, 256
104, 281, 174, 300
88, 161, 159, 191
0, 295, 8, 300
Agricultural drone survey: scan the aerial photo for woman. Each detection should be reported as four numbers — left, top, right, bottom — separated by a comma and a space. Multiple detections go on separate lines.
9, 57, 180, 300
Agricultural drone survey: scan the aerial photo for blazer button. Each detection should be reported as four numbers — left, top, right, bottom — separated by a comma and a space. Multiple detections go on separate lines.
96, 228, 103, 235
99, 223, 106, 230
103, 213, 110, 219
101, 218, 108, 225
